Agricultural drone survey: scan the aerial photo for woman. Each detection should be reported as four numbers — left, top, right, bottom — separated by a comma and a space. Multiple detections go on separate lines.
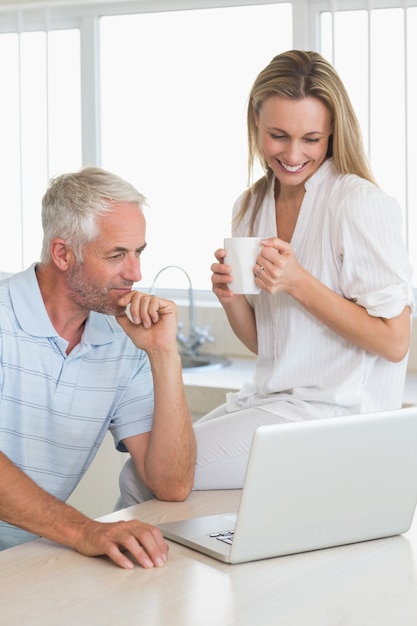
190, 49, 414, 490
118, 50, 414, 505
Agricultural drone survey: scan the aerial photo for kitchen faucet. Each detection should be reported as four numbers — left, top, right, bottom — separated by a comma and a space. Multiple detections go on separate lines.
150, 265, 214, 357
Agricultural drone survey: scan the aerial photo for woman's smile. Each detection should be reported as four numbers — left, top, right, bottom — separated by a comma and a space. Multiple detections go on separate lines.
277, 159, 309, 173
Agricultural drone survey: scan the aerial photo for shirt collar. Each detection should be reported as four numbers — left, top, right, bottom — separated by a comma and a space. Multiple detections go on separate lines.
305, 157, 334, 190
9, 263, 114, 346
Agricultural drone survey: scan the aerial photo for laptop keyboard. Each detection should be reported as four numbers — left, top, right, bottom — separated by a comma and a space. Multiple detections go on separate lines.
209, 530, 235, 545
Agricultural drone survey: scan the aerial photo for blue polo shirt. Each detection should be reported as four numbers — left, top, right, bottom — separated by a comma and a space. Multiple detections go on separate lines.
0, 264, 154, 549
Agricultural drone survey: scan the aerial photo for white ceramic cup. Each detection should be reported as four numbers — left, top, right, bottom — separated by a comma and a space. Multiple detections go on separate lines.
224, 237, 263, 295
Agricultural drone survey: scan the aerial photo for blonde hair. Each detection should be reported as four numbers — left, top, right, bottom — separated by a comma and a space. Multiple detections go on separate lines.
236, 49, 376, 232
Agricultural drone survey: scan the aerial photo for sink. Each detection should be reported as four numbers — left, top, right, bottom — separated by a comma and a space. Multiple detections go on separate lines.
180, 353, 231, 372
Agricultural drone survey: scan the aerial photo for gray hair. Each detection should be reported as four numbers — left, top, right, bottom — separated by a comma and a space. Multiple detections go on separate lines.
40, 166, 147, 263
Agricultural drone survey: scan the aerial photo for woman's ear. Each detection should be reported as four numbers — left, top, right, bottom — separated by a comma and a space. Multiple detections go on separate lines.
50, 238, 73, 271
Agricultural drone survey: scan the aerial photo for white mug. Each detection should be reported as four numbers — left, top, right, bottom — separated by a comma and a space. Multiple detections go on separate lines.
224, 237, 262, 295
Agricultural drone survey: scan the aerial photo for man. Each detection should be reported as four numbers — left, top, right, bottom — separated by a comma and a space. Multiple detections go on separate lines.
0, 166, 196, 569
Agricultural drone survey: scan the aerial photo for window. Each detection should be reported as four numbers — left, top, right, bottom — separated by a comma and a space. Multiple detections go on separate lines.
0, 25, 81, 272
0, 0, 415, 294
99, 4, 292, 290
320, 5, 417, 277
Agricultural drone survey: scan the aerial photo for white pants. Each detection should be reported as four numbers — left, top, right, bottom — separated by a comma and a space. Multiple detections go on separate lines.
115, 402, 297, 509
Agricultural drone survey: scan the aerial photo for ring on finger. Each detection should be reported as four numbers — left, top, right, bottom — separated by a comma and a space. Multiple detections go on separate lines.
255, 265, 265, 278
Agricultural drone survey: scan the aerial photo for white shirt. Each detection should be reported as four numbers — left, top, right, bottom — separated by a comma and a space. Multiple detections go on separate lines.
227, 159, 415, 417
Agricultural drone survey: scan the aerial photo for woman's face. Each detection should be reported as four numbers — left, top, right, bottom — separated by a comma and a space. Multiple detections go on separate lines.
255, 95, 332, 191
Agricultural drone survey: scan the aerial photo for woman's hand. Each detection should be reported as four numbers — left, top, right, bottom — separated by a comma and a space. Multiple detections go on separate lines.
212, 238, 304, 300
255, 237, 305, 295
211, 247, 240, 302
257, 240, 411, 362
210, 247, 258, 353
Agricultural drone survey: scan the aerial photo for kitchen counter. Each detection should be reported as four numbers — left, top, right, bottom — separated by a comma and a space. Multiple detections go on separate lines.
183, 357, 417, 419
182, 357, 255, 419
182, 356, 256, 390
4, 488, 417, 626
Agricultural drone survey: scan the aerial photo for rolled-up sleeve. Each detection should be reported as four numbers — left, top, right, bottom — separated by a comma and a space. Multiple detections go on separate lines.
337, 183, 415, 318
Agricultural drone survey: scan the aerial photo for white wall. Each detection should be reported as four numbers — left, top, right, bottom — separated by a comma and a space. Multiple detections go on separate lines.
67, 432, 125, 519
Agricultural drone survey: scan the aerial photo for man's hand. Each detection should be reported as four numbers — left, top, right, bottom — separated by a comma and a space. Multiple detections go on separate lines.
72, 518, 169, 569
115, 290, 196, 504
0, 451, 169, 569
116, 291, 178, 353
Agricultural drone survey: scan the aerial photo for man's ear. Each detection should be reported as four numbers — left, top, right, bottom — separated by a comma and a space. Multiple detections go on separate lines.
50, 238, 74, 271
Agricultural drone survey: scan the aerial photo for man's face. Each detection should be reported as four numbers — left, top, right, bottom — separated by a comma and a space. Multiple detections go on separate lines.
66, 201, 147, 316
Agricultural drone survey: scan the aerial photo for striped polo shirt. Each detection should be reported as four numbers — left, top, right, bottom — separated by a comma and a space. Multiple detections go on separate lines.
0, 264, 154, 549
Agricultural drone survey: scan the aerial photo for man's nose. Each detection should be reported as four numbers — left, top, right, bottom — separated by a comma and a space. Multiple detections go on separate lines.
122, 256, 142, 283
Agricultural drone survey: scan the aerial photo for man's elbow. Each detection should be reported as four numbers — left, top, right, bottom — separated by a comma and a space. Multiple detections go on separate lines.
152, 465, 195, 502
154, 481, 193, 502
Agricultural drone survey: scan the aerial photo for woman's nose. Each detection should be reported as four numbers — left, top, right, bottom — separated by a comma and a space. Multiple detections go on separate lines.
283, 140, 303, 163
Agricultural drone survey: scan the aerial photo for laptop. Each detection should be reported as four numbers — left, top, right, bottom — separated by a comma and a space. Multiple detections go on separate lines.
158, 406, 417, 564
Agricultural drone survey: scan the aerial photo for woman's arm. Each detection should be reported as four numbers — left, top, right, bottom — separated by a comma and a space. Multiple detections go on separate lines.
258, 238, 411, 362
211, 248, 258, 354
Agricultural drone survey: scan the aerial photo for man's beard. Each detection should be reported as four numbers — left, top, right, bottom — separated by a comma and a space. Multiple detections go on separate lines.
67, 263, 128, 317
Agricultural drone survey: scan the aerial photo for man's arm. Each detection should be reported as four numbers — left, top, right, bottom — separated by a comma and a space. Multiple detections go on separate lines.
123, 350, 196, 501
117, 292, 196, 501
0, 451, 168, 569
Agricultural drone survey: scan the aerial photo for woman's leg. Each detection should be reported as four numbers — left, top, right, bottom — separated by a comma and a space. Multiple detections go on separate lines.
114, 458, 155, 509
193, 404, 292, 490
